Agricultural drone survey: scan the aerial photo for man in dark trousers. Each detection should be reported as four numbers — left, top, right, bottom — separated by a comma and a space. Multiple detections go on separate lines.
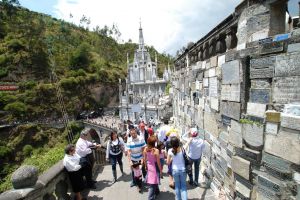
76, 129, 101, 189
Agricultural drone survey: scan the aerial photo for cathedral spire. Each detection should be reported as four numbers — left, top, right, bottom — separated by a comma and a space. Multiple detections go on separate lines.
139, 19, 144, 51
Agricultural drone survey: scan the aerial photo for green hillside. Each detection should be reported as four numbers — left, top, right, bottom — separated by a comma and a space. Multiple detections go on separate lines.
0, 1, 172, 192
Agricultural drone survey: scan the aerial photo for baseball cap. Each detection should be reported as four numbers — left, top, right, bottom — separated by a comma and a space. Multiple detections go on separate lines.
190, 128, 198, 137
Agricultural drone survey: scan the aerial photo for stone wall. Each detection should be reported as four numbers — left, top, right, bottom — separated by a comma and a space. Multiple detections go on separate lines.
172, 1, 300, 199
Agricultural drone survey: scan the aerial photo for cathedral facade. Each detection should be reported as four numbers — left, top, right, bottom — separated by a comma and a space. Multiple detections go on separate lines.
119, 23, 171, 124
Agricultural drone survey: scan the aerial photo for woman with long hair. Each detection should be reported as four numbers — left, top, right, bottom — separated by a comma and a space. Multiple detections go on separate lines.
106, 131, 125, 183
143, 136, 162, 200
166, 137, 187, 200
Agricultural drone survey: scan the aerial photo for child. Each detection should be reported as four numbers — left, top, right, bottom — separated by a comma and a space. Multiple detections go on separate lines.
157, 141, 166, 175
132, 161, 143, 193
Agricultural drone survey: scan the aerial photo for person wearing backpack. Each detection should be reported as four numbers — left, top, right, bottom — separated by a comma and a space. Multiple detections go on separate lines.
106, 131, 125, 183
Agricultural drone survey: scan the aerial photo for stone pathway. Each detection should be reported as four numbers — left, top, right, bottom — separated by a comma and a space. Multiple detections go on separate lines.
85, 159, 217, 200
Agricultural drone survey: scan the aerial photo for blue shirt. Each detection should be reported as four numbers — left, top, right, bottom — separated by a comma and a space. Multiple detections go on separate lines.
127, 135, 146, 161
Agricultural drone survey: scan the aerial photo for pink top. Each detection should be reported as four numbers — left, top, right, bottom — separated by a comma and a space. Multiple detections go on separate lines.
133, 167, 142, 178
146, 151, 159, 184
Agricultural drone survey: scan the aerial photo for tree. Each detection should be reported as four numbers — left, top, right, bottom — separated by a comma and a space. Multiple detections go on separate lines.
69, 42, 91, 70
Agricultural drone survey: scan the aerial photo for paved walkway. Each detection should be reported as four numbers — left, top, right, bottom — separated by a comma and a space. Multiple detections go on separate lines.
84, 159, 217, 200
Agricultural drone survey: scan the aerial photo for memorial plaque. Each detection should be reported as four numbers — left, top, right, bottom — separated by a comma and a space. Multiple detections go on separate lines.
203, 78, 209, 87
229, 127, 243, 148
280, 113, 300, 131
260, 41, 284, 55
247, 102, 266, 118
265, 122, 278, 135
209, 77, 218, 97
265, 129, 300, 164
262, 152, 292, 174
242, 123, 264, 149
250, 88, 271, 104
265, 165, 293, 180
232, 156, 250, 180
221, 101, 241, 120
222, 60, 240, 84
235, 173, 253, 190
275, 54, 300, 77
257, 186, 280, 200
287, 43, 300, 53
235, 147, 261, 165
208, 67, 216, 77
221, 115, 231, 126
204, 70, 209, 78
221, 84, 241, 102
197, 72, 204, 81
210, 56, 218, 67
204, 112, 219, 138
257, 174, 283, 193
250, 56, 276, 69
218, 55, 225, 67
250, 67, 274, 79
251, 79, 271, 89
273, 77, 300, 104
210, 97, 219, 111
265, 110, 281, 123
205, 60, 211, 69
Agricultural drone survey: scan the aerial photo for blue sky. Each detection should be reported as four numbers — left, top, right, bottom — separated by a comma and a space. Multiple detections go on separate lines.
18, 0, 299, 55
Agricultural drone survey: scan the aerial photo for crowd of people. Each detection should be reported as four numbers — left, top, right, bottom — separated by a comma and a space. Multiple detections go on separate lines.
85, 115, 122, 130
63, 120, 205, 200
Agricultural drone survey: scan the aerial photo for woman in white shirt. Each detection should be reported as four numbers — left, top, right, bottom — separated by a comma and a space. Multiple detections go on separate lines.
106, 131, 125, 183
167, 137, 187, 200
63, 144, 85, 200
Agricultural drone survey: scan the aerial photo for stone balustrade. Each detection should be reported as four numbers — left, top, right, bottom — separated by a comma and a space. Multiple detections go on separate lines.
0, 148, 106, 200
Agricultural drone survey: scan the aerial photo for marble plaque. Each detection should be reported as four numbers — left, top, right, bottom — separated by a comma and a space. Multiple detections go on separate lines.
262, 152, 292, 174
221, 84, 240, 102
209, 77, 218, 97
222, 60, 240, 84
265, 122, 278, 135
204, 112, 219, 138
235, 147, 261, 164
231, 120, 242, 134
205, 60, 211, 69
287, 43, 300, 53
260, 41, 284, 55
280, 113, 300, 131
232, 156, 250, 180
243, 123, 264, 149
204, 70, 209, 78
210, 97, 219, 111
250, 88, 271, 104
250, 67, 274, 79
257, 174, 283, 193
251, 79, 271, 89
203, 78, 209, 87
247, 102, 266, 118
208, 67, 216, 77
265, 129, 300, 164
265, 110, 281, 123
275, 53, 300, 77
229, 128, 243, 148
218, 55, 225, 67
251, 56, 276, 69
210, 56, 218, 67
221, 101, 241, 120
221, 115, 231, 126
273, 77, 300, 104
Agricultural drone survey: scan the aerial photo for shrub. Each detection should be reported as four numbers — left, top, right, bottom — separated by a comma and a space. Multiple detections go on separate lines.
22, 145, 33, 156
0, 146, 12, 159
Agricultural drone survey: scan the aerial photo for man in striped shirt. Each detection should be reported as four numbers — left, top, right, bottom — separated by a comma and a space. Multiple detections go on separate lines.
127, 128, 146, 188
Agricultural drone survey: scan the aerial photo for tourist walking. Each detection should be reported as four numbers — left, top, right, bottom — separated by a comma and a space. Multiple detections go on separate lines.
76, 129, 101, 189
63, 144, 85, 200
157, 141, 166, 172
127, 128, 147, 188
182, 128, 204, 186
139, 122, 149, 143
167, 137, 188, 200
143, 136, 162, 200
106, 131, 125, 183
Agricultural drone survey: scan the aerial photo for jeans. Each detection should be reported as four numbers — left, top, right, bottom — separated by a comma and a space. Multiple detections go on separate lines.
109, 153, 123, 172
188, 157, 201, 184
172, 169, 187, 200
148, 184, 159, 200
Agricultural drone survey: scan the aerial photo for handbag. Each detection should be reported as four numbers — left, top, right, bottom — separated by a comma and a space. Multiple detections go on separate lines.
181, 147, 192, 176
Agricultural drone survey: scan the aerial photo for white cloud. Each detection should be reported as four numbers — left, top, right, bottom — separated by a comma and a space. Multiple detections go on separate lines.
54, 0, 241, 55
